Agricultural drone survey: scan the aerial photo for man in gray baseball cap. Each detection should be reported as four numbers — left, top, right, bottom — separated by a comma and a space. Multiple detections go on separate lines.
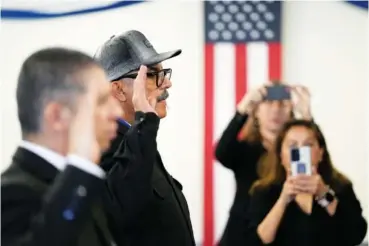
95, 30, 181, 122
95, 30, 195, 246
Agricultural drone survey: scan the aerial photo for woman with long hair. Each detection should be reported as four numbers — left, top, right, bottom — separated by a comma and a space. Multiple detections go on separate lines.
247, 120, 367, 246
215, 82, 312, 246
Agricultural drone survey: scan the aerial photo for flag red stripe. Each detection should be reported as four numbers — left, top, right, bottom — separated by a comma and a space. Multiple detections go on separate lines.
235, 44, 247, 104
204, 43, 214, 246
268, 42, 282, 80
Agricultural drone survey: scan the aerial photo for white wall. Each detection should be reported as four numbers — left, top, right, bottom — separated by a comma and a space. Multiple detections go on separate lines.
1, 1, 367, 243
283, 1, 368, 233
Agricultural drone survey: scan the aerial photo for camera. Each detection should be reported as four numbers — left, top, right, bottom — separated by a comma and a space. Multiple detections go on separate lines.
290, 146, 312, 176
264, 84, 291, 101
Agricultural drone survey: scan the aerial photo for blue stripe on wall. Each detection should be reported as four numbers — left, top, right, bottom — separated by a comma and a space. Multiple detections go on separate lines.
1, 0, 367, 20
346, 0, 368, 10
1, 0, 145, 20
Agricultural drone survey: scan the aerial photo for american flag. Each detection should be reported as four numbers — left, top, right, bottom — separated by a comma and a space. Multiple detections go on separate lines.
203, 1, 282, 245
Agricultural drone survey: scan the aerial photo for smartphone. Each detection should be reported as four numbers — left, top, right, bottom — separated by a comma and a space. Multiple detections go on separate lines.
264, 84, 291, 101
290, 146, 312, 176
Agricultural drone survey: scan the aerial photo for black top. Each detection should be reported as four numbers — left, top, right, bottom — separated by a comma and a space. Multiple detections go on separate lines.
102, 112, 195, 246
215, 112, 265, 246
247, 183, 368, 246
1, 148, 113, 246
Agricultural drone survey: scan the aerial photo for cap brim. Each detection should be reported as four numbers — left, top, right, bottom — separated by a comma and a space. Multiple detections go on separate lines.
107, 49, 182, 81
143, 49, 182, 67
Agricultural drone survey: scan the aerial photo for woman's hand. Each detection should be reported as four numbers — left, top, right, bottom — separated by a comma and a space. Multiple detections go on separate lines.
236, 86, 267, 115
291, 85, 312, 120
293, 167, 328, 198
279, 175, 299, 205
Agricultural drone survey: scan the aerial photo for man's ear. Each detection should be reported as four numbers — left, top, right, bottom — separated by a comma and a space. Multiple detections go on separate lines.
44, 103, 72, 131
111, 81, 127, 102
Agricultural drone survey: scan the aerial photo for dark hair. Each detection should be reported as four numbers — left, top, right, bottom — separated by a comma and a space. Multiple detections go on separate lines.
250, 120, 350, 194
16, 47, 99, 136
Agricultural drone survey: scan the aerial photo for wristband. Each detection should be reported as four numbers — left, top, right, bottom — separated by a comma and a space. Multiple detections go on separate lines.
316, 187, 336, 208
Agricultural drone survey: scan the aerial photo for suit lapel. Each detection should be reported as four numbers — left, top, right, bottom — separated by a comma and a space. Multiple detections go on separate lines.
13, 147, 59, 184
14, 147, 115, 246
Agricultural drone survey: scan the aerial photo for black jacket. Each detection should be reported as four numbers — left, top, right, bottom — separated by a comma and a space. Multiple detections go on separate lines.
247, 183, 367, 246
215, 112, 265, 246
103, 112, 196, 246
1, 148, 115, 246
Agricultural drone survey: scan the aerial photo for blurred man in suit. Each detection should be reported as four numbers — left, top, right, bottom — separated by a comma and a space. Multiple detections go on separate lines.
95, 30, 196, 246
1, 48, 123, 246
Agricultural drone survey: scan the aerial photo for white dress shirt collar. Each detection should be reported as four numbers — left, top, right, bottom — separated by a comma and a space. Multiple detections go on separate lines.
19, 140, 66, 171
19, 140, 106, 179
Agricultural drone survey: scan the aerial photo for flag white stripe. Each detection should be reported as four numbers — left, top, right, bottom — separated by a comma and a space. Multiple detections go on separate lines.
213, 43, 236, 147
213, 44, 237, 241
213, 43, 269, 241
247, 43, 269, 88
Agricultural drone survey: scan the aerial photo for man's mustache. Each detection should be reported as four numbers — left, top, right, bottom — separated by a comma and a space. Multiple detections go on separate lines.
157, 90, 169, 102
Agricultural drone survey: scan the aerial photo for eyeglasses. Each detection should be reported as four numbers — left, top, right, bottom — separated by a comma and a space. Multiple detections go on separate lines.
119, 68, 172, 88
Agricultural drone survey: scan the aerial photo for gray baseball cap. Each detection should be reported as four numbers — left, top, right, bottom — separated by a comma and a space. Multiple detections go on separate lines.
94, 30, 182, 81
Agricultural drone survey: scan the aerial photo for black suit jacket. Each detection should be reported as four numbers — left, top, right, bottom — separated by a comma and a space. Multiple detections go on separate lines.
102, 112, 196, 246
1, 147, 115, 246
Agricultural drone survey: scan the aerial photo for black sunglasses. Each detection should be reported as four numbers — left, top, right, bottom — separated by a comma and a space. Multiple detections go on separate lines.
117, 68, 172, 88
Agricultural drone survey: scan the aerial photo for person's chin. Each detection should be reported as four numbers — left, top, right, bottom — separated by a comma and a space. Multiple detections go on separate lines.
157, 110, 167, 119
268, 123, 283, 133
156, 102, 167, 119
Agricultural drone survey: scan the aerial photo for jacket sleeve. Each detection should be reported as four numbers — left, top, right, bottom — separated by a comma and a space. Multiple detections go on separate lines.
1, 165, 105, 246
331, 183, 367, 245
246, 186, 277, 246
214, 112, 249, 170
104, 112, 160, 228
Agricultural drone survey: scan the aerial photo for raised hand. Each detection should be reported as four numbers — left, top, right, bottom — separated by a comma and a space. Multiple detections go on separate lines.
294, 166, 328, 198
132, 65, 161, 114
236, 85, 267, 115
279, 175, 299, 206
291, 85, 312, 120
68, 83, 101, 163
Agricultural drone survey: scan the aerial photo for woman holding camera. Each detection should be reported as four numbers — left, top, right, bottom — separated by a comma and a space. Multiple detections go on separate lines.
215, 83, 311, 246
247, 120, 367, 246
